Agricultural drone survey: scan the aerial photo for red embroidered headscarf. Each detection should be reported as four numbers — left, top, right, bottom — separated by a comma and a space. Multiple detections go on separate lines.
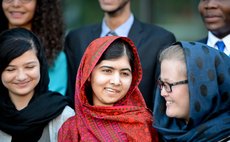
58, 36, 158, 142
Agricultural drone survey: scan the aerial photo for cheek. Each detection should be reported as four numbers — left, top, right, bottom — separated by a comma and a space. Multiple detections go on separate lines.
91, 75, 107, 86
30, 4, 36, 15
122, 78, 132, 90
2, 3, 9, 14
1, 72, 13, 85
23, 2, 36, 17
1, 73, 16, 91
198, 3, 203, 14
178, 86, 189, 106
30, 67, 40, 84
172, 85, 189, 102
2, 2, 7, 9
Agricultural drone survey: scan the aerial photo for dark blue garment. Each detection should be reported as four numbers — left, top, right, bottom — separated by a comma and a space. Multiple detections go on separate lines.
153, 41, 230, 142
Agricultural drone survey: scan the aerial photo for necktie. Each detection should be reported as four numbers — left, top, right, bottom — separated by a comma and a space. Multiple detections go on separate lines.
216, 41, 225, 52
106, 31, 118, 36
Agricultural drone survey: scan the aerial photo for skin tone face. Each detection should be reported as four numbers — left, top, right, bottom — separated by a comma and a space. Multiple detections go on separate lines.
2, 0, 37, 30
98, 0, 131, 30
198, 0, 230, 38
98, 0, 130, 14
1, 49, 40, 110
89, 55, 132, 106
160, 59, 190, 123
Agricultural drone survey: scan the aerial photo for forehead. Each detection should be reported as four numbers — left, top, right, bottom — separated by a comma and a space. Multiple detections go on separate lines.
97, 55, 131, 69
9, 50, 38, 65
160, 59, 186, 80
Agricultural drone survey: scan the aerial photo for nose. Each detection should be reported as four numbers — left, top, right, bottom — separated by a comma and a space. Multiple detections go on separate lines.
205, 0, 218, 9
12, 0, 21, 6
110, 73, 121, 85
16, 69, 27, 81
160, 87, 169, 97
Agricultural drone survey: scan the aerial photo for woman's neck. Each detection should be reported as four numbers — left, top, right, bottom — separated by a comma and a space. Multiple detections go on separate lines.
8, 23, 32, 31
9, 91, 34, 110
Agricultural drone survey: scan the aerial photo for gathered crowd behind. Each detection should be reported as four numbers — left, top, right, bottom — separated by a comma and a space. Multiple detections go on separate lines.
0, 0, 229, 141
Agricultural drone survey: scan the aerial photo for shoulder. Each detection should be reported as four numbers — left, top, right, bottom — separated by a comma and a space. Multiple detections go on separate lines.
46, 106, 75, 142
59, 106, 75, 120
66, 24, 100, 38
49, 106, 75, 131
65, 24, 101, 49
0, 130, 11, 142
130, 18, 176, 46
196, 37, 208, 43
59, 116, 77, 130
134, 18, 175, 37
58, 116, 78, 142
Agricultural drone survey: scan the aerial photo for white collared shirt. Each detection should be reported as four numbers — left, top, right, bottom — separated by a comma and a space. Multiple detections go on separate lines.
100, 14, 134, 37
207, 31, 230, 56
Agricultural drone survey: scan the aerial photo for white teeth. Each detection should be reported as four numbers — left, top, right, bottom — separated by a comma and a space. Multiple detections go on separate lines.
106, 88, 115, 92
166, 101, 173, 104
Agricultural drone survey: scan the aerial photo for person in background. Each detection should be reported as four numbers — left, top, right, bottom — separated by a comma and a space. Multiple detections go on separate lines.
0, 28, 75, 142
0, 0, 67, 95
58, 36, 159, 142
64, 0, 176, 110
153, 41, 230, 141
198, 0, 230, 56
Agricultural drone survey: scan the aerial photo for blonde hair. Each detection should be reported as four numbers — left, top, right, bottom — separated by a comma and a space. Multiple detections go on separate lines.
159, 44, 187, 77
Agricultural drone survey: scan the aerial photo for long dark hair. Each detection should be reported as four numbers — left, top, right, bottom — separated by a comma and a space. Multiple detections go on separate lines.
0, 28, 49, 95
0, 0, 64, 66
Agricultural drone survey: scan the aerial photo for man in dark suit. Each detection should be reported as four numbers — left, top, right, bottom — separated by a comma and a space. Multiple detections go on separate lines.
198, 0, 230, 56
65, 0, 176, 110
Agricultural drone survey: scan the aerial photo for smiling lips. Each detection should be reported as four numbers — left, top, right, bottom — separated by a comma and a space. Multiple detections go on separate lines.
105, 87, 121, 94
203, 13, 222, 23
14, 81, 30, 88
9, 11, 25, 18
165, 99, 173, 107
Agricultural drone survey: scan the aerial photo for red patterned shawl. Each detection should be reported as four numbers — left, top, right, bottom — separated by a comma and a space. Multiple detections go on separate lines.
58, 36, 158, 142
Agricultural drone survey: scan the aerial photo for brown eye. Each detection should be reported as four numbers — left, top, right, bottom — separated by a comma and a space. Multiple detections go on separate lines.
5, 67, 15, 72
121, 72, 130, 77
102, 69, 112, 73
26, 66, 35, 69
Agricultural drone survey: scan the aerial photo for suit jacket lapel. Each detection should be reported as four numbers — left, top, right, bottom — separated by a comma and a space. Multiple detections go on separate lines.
128, 18, 143, 51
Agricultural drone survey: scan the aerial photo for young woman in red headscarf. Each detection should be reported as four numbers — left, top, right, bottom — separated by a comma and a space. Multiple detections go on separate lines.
58, 36, 158, 142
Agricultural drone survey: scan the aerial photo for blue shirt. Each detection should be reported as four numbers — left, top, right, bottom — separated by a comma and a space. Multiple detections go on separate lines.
48, 51, 67, 95
100, 14, 134, 37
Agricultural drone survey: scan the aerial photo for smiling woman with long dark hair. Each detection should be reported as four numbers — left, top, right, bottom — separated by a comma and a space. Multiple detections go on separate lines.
0, 0, 67, 95
0, 28, 74, 142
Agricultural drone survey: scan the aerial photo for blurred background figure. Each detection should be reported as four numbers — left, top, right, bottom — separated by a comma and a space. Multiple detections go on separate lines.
0, 0, 67, 95
64, 0, 205, 41
64, 0, 176, 110
198, 0, 230, 56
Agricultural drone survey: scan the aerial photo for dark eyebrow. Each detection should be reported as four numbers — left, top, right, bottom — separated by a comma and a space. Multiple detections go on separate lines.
100, 66, 132, 72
